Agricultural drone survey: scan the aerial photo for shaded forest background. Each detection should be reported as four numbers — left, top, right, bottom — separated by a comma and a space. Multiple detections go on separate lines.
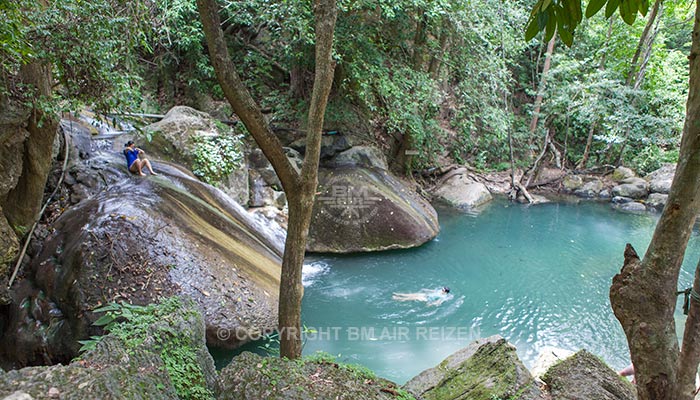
1, 0, 693, 175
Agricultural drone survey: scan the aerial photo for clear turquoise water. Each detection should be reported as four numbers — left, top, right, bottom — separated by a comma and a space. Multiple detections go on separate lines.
297, 200, 700, 384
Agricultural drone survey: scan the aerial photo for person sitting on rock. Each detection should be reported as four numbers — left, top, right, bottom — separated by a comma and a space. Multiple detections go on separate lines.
124, 140, 157, 176
392, 287, 451, 306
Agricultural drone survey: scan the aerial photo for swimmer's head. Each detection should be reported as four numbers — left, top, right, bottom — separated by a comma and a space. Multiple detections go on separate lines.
443, 287, 450, 293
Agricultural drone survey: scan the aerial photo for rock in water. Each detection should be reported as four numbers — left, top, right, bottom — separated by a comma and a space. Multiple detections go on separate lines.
646, 163, 675, 194
403, 335, 547, 400
307, 167, 439, 253
612, 177, 649, 199
1, 123, 283, 367
433, 176, 493, 210
542, 350, 636, 400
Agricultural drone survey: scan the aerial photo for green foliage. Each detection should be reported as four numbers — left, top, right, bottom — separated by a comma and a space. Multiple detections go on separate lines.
80, 298, 214, 400
190, 128, 245, 184
526, 0, 650, 46
0, 0, 32, 74
627, 143, 678, 175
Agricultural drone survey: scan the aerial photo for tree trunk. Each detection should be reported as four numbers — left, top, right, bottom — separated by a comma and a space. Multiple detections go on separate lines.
3, 62, 58, 233
577, 123, 596, 169
626, 0, 664, 86
677, 261, 700, 400
412, 12, 428, 72
528, 34, 556, 136
609, 3, 700, 398
197, 0, 337, 359
616, 0, 664, 166
578, 20, 614, 169
428, 18, 450, 80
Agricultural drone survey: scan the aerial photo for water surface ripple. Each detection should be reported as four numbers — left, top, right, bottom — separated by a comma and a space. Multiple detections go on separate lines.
300, 200, 700, 383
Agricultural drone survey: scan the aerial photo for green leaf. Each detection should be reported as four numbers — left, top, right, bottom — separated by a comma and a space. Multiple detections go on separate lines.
564, 0, 583, 24
619, 0, 637, 25
545, 8, 557, 41
586, 0, 607, 18
639, 0, 649, 15
541, 0, 554, 11
93, 314, 115, 327
605, 0, 620, 18
559, 26, 574, 47
525, 16, 541, 41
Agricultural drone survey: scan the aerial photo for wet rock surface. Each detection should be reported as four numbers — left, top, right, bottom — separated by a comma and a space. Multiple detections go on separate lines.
0, 120, 282, 368
307, 167, 439, 253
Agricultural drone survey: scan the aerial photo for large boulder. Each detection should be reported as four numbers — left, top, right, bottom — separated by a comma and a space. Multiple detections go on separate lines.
562, 175, 584, 191
542, 350, 636, 400
326, 145, 388, 170
141, 106, 248, 205
612, 177, 649, 199
307, 167, 439, 253
403, 335, 547, 400
219, 352, 402, 400
646, 163, 675, 194
0, 122, 283, 368
646, 193, 668, 211
289, 133, 351, 159
611, 166, 636, 182
433, 176, 493, 210
0, 297, 218, 399
574, 179, 604, 199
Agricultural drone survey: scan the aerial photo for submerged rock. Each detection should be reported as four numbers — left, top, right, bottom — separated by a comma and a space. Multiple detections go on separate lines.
307, 167, 439, 253
1, 123, 283, 367
0, 297, 218, 399
403, 335, 547, 400
433, 176, 493, 210
614, 201, 647, 213
219, 352, 401, 400
542, 349, 636, 400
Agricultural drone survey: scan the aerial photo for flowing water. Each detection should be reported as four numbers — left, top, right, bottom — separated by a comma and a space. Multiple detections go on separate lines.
297, 200, 700, 384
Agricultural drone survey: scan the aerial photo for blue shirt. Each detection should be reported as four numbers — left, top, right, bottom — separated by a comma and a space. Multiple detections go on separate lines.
124, 148, 139, 167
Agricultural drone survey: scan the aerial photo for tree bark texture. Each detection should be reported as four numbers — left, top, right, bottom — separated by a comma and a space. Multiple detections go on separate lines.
197, 0, 337, 359
610, 3, 700, 398
626, 0, 664, 87
3, 62, 58, 233
528, 34, 556, 135
677, 261, 700, 399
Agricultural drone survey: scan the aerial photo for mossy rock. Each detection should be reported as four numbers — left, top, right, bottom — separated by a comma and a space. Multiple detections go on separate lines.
0, 297, 217, 400
541, 349, 636, 400
403, 335, 547, 400
219, 352, 409, 400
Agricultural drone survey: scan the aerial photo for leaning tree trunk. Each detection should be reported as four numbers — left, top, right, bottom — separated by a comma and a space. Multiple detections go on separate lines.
197, 0, 337, 359
528, 34, 556, 137
3, 61, 58, 234
610, 3, 700, 398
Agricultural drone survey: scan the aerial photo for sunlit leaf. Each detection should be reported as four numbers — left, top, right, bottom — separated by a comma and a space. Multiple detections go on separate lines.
586, 0, 607, 18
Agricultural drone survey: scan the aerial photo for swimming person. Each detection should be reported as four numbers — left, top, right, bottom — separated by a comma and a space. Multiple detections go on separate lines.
124, 140, 157, 176
392, 287, 451, 306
